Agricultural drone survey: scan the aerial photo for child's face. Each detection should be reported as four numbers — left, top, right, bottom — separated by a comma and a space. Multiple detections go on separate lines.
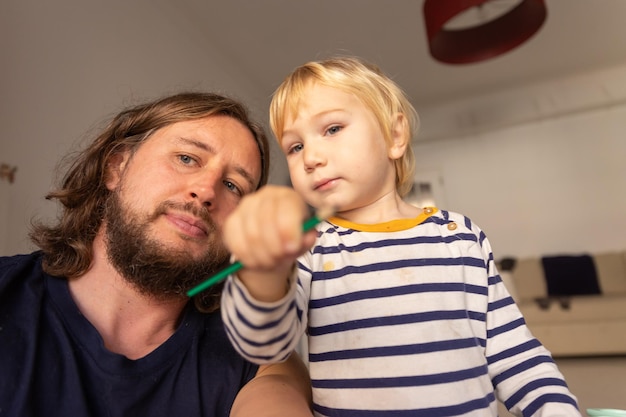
279, 83, 398, 213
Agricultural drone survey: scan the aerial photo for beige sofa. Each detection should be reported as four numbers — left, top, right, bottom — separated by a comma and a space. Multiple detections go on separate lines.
500, 251, 626, 357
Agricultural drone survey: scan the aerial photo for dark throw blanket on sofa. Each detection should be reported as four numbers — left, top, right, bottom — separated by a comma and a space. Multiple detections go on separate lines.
541, 254, 601, 296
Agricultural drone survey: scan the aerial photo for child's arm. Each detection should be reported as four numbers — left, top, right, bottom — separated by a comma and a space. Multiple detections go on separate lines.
220, 185, 316, 363
473, 224, 581, 416
222, 185, 316, 301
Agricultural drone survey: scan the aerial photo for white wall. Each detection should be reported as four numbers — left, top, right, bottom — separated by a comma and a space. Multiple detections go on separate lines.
412, 62, 626, 260
413, 102, 626, 259
0, 0, 282, 256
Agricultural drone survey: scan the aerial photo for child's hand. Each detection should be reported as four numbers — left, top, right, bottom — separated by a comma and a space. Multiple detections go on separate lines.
222, 185, 316, 302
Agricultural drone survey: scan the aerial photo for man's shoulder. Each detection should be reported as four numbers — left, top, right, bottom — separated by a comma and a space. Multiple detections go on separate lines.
0, 251, 46, 292
0, 251, 43, 265
0, 251, 44, 274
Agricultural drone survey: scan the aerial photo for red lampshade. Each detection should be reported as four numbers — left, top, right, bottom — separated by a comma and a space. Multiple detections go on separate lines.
423, 0, 547, 64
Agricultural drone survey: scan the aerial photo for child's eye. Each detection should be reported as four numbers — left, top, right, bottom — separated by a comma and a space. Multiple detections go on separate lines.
325, 125, 342, 136
287, 143, 304, 154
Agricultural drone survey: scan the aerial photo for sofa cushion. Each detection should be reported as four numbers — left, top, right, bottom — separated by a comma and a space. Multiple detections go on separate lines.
594, 251, 626, 295
511, 252, 626, 303
541, 255, 601, 296
510, 257, 546, 303
519, 294, 626, 324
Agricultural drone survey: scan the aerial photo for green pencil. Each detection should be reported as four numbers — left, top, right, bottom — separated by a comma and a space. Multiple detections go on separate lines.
186, 208, 333, 297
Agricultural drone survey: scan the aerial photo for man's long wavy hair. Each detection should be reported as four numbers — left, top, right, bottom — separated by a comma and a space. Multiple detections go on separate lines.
30, 92, 270, 312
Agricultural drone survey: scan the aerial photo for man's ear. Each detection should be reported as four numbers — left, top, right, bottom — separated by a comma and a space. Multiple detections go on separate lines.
388, 113, 409, 160
105, 150, 131, 191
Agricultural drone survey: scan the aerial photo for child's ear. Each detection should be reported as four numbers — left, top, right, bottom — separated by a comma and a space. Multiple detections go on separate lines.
388, 113, 409, 160
105, 150, 131, 191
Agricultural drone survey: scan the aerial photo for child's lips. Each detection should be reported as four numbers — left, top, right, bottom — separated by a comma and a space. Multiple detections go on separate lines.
313, 178, 338, 191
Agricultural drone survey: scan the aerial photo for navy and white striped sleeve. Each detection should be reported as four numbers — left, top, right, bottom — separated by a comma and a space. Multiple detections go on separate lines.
471, 218, 581, 416
220, 269, 306, 364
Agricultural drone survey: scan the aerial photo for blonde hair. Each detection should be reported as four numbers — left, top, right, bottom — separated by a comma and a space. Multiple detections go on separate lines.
270, 56, 419, 197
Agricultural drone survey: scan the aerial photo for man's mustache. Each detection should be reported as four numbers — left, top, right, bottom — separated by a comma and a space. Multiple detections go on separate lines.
152, 200, 216, 231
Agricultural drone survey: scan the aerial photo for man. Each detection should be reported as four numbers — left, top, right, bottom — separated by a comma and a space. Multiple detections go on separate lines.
0, 92, 312, 416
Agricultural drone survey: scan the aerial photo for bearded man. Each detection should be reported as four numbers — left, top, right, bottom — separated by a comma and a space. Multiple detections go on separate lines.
0, 92, 312, 417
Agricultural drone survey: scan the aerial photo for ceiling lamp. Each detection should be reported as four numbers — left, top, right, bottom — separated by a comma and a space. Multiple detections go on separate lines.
423, 0, 547, 64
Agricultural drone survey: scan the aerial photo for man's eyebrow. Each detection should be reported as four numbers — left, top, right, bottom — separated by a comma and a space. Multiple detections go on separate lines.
177, 137, 258, 191
177, 136, 211, 152
234, 165, 258, 192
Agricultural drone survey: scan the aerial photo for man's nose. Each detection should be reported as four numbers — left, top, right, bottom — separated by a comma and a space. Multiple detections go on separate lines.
188, 174, 218, 208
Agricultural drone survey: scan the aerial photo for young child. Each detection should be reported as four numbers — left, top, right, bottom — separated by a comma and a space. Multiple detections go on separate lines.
220, 57, 581, 416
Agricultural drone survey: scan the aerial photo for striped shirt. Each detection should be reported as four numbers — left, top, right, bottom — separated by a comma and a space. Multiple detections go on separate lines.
221, 208, 581, 416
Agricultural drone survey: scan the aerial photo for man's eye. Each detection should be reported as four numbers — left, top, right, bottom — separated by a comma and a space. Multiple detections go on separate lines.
178, 154, 195, 165
224, 180, 242, 195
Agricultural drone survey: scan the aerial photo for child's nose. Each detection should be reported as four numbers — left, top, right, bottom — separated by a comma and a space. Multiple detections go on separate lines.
303, 144, 326, 171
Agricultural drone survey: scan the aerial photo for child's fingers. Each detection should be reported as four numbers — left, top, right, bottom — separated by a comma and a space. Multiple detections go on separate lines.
223, 185, 309, 269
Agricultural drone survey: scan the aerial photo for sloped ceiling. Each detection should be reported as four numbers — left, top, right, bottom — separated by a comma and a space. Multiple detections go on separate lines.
164, 0, 626, 139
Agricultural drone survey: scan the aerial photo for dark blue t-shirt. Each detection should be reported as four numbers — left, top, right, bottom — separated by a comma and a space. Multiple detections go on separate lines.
0, 252, 258, 417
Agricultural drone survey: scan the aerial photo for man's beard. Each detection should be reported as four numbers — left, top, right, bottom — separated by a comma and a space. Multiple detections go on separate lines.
103, 191, 230, 300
